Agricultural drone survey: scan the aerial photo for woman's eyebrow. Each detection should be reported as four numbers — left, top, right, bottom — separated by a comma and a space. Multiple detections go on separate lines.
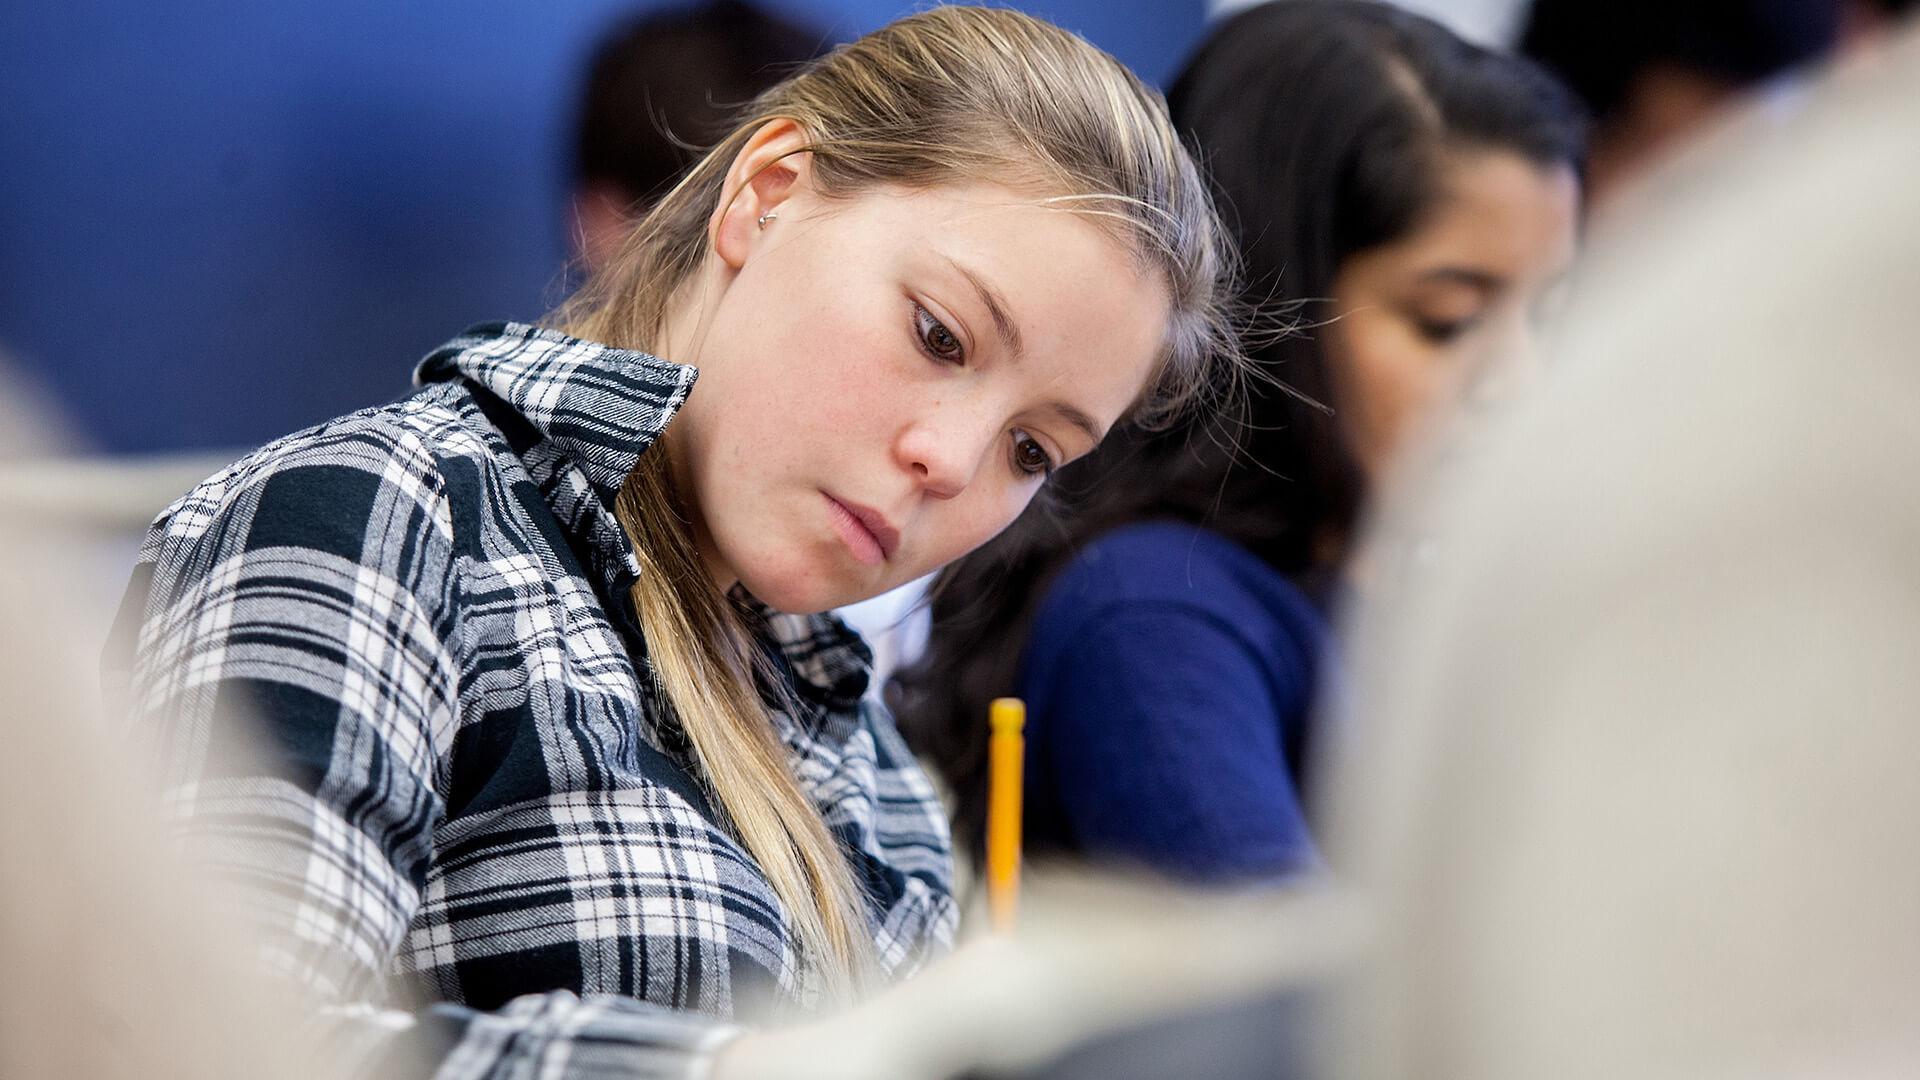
942, 255, 1025, 358
1047, 401, 1104, 446
1418, 266, 1504, 292
931, 255, 1097, 445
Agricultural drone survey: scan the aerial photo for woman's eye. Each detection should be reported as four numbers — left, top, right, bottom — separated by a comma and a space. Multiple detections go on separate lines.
914, 302, 965, 363
1414, 316, 1473, 345
1010, 428, 1054, 478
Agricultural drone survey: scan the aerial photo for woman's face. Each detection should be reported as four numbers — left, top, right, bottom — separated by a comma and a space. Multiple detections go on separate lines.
1327, 148, 1581, 481
663, 125, 1170, 614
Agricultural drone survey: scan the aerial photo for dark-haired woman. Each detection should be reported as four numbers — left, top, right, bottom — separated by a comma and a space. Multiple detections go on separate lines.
894, 0, 1586, 884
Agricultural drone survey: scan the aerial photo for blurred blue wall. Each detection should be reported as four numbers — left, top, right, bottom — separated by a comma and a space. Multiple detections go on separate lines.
0, 1, 1208, 453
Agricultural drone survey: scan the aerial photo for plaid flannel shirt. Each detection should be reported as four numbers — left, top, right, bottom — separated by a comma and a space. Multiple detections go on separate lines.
110, 322, 958, 1078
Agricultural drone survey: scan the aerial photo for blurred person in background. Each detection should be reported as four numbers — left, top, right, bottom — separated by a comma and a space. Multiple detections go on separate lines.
1520, 0, 1843, 207
571, 0, 827, 272
1326, 21, 1920, 1078
1840, 0, 1920, 44
106, 8, 1250, 1079
896, 0, 1584, 885
1001, 21, 1920, 1080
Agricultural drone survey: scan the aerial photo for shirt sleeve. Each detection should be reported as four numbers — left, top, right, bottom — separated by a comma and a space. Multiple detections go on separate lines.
1022, 600, 1322, 882
112, 429, 740, 1079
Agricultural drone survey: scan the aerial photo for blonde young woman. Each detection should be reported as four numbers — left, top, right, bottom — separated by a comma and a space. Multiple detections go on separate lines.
108, 8, 1240, 1079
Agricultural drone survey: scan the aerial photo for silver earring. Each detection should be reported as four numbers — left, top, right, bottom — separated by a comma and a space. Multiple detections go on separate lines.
757, 210, 778, 228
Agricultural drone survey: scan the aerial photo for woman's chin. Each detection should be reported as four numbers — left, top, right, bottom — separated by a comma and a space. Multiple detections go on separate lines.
736, 558, 879, 616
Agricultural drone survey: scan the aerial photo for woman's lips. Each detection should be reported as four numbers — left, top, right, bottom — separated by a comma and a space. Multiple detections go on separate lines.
824, 493, 898, 565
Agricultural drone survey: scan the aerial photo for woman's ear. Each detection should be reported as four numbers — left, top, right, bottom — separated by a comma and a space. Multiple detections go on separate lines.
711, 118, 814, 272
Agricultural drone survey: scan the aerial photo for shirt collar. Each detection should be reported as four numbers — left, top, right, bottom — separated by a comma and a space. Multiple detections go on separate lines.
414, 320, 698, 508
744, 595, 875, 717
415, 321, 873, 716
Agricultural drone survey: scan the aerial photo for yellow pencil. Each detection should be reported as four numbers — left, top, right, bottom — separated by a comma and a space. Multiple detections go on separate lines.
986, 696, 1026, 934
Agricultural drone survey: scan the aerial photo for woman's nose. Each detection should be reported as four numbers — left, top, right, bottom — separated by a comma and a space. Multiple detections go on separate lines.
895, 407, 995, 500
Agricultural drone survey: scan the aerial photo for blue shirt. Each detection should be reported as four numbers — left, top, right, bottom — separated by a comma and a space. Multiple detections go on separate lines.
1017, 521, 1331, 882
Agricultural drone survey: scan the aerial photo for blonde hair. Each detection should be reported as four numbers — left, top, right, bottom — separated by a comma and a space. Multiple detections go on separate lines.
552, 5, 1244, 998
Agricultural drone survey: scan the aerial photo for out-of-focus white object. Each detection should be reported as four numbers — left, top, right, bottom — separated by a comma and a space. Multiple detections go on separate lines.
0, 372, 349, 1079
0, 448, 236, 662
1326, 25, 1920, 1080
0, 451, 238, 531
717, 877, 1357, 1080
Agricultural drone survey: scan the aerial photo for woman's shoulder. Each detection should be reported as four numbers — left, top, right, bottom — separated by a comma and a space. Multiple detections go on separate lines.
1041, 520, 1317, 621
1023, 519, 1330, 682
141, 384, 488, 574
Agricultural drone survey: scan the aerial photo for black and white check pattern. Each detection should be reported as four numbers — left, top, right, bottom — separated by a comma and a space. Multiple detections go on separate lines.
111, 322, 958, 1078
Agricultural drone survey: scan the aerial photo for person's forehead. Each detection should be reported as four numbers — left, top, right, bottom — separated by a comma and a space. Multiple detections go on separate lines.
1401, 153, 1580, 275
